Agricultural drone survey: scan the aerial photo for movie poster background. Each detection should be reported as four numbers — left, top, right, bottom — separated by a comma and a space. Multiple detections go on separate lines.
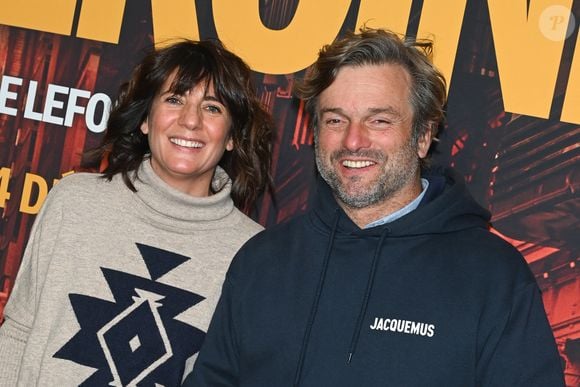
0, 1, 578, 384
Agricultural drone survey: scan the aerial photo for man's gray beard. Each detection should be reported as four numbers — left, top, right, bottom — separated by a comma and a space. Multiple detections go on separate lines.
315, 140, 419, 209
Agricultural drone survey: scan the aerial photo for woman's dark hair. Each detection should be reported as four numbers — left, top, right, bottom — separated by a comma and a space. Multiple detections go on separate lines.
94, 39, 273, 213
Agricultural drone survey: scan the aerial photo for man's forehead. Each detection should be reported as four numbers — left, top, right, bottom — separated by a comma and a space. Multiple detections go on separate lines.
316, 64, 413, 115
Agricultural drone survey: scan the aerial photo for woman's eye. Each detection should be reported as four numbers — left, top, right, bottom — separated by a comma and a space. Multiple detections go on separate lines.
165, 96, 182, 104
205, 105, 222, 114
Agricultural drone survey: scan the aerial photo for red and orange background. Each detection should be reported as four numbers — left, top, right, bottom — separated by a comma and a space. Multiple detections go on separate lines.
0, 1, 578, 384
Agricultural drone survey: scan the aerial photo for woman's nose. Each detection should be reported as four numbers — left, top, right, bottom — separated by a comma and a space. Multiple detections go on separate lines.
178, 103, 201, 130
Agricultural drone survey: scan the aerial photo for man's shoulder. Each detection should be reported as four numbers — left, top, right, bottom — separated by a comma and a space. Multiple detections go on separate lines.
452, 227, 520, 254
229, 213, 313, 267
247, 213, 311, 245
444, 227, 535, 286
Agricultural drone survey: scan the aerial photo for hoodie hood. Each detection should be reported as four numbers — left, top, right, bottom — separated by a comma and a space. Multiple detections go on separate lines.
310, 166, 491, 237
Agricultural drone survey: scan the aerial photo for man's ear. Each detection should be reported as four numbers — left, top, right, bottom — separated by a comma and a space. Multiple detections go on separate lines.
417, 123, 434, 159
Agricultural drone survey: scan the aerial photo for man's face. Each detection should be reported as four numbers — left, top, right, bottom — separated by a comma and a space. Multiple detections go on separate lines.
315, 63, 431, 211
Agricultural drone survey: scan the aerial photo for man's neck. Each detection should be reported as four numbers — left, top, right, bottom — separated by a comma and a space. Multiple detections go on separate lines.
339, 179, 423, 228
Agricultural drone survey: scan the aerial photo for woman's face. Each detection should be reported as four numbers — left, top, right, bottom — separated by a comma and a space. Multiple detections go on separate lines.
140, 73, 233, 196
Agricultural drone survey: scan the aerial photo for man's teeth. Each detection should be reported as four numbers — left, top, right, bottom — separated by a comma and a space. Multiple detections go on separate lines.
170, 138, 203, 148
342, 160, 375, 168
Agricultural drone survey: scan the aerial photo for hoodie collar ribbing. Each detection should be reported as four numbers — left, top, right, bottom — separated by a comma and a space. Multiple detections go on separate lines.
311, 167, 491, 237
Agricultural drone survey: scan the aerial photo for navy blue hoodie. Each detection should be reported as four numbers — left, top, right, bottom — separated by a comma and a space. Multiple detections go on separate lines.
185, 168, 564, 386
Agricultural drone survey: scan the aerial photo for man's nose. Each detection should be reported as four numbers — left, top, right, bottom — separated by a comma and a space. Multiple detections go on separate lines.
342, 122, 371, 151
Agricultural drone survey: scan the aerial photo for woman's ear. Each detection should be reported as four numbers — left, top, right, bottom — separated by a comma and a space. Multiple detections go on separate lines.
226, 137, 234, 151
140, 118, 149, 134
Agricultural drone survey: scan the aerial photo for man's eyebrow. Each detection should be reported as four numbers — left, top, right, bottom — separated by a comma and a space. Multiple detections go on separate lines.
319, 107, 345, 116
319, 106, 403, 117
367, 107, 403, 117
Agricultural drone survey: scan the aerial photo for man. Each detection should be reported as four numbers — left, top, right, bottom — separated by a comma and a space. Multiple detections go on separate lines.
185, 28, 564, 386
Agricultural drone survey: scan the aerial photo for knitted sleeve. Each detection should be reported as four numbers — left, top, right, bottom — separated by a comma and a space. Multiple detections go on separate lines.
0, 317, 29, 384
0, 182, 65, 383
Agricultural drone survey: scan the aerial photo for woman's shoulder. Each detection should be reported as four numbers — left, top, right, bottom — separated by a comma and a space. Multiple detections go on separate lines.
46, 171, 127, 209
51, 171, 109, 195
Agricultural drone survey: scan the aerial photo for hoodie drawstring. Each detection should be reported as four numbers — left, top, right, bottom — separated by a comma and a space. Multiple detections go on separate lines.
293, 211, 340, 387
346, 227, 389, 364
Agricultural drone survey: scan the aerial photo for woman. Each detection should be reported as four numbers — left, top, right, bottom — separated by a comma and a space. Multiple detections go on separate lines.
0, 40, 273, 386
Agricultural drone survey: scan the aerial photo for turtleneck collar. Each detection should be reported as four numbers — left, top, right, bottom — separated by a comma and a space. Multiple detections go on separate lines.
127, 159, 237, 231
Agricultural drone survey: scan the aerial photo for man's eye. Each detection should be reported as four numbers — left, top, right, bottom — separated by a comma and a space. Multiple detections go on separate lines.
368, 118, 394, 129
326, 119, 342, 125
